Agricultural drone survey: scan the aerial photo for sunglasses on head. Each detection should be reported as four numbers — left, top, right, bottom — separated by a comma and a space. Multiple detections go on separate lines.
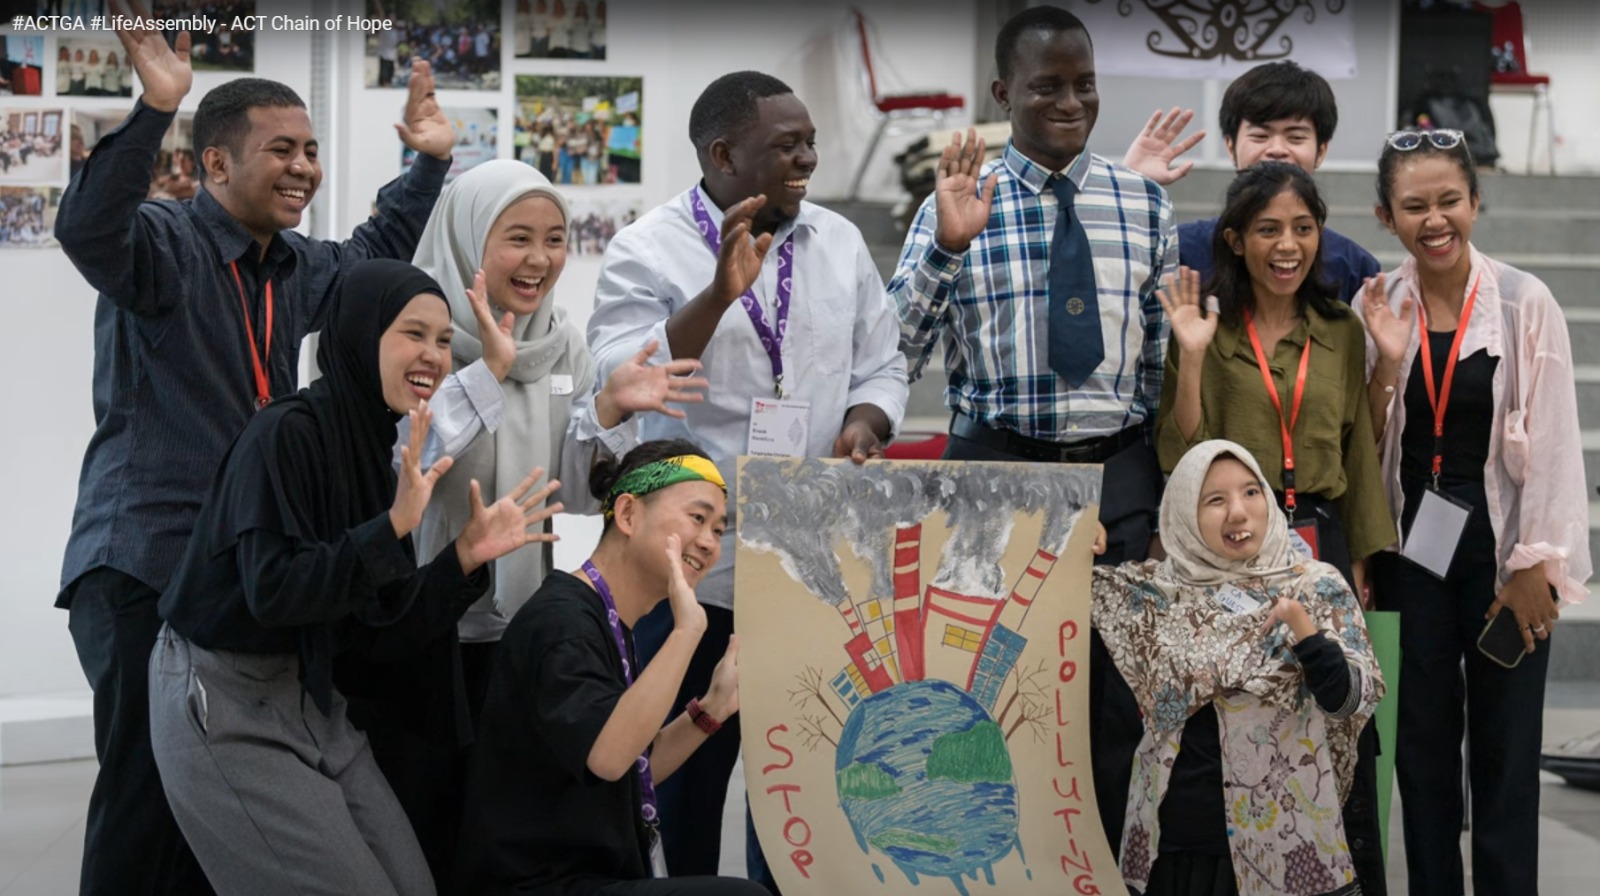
1386, 129, 1465, 151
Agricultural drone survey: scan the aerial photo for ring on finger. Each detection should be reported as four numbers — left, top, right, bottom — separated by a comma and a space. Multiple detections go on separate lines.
1532, 623, 1547, 633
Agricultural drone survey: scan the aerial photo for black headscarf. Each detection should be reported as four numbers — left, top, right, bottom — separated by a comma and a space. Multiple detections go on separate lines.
161, 259, 449, 714
214, 259, 449, 551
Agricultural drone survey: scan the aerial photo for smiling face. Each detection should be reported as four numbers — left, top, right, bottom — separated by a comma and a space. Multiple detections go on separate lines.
616, 480, 727, 588
205, 105, 322, 248
717, 93, 817, 233
1226, 187, 1321, 307
1226, 116, 1327, 172
1196, 456, 1270, 562
993, 27, 1098, 171
378, 294, 454, 414
482, 193, 567, 317
1378, 153, 1480, 280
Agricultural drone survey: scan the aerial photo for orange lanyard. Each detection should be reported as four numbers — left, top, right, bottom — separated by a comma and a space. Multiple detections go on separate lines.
1417, 272, 1482, 487
228, 261, 274, 410
1244, 310, 1313, 515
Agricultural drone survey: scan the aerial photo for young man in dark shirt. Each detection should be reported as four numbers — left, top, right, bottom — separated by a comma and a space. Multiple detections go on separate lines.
53, 7, 454, 893
1124, 60, 1381, 302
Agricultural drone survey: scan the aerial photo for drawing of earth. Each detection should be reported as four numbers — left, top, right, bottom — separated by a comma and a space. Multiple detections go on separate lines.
834, 679, 1019, 888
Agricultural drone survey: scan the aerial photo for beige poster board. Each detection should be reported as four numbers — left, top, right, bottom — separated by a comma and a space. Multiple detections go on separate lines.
735, 457, 1123, 895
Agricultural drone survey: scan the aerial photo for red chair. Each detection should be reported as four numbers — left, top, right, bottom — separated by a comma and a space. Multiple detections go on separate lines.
883, 431, 949, 461
849, 8, 965, 198
1477, 1, 1556, 173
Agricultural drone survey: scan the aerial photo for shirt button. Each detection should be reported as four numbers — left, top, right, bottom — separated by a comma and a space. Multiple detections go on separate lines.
1353, 838, 1365, 850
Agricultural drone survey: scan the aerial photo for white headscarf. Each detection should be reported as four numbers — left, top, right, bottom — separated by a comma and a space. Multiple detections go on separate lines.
1157, 438, 1301, 587
412, 160, 593, 624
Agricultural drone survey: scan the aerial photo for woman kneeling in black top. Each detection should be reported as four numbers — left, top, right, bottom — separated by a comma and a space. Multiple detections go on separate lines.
151, 260, 560, 896
458, 439, 764, 896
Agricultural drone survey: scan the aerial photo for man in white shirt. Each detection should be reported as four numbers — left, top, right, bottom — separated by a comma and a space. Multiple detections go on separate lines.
588, 70, 908, 886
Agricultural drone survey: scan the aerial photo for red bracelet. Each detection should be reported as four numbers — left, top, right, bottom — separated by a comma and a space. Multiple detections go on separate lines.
687, 698, 721, 735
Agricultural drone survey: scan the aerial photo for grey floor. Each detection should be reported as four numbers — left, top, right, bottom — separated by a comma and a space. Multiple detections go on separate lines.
4, 685, 1599, 894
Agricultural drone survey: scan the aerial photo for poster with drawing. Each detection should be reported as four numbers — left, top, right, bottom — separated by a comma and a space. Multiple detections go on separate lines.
736, 457, 1122, 895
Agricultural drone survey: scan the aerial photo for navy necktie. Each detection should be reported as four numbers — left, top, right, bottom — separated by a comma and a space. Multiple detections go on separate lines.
1048, 175, 1103, 388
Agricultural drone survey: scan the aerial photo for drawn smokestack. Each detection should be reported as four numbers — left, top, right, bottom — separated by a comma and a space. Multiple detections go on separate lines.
891, 524, 926, 681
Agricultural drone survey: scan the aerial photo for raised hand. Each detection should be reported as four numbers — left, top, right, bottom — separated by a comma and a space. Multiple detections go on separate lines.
110, 0, 191, 112
455, 468, 564, 573
395, 60, 454, 161
1155, 266, 1220, 356
466, 269, 516, 381
663, 534, 709, 637
596, 339, 708, 425
1359, 274, 1415, 366
701, 634, 740, 721
391, 402, 455, 538
933, 128, 999, 253
709, 195, 774, 306
1122, 108, 1206, 186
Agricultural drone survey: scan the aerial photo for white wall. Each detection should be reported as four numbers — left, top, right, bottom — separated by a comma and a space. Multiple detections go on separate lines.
0, 4, 317, 699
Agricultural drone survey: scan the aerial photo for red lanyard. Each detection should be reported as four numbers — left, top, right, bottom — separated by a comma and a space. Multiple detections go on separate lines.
1417, 272, 1482, 487
1243, 311, 1312, 515
228, 261, 274, 410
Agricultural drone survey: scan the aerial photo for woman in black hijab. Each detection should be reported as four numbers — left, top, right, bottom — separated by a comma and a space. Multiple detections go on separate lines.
150, 259, 559, 896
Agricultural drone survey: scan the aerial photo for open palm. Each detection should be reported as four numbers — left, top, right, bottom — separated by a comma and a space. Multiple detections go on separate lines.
933, 128, 998, 252
602, 340, 708, 419
1359, 274, 1415, 365
457, 469, 564, 571
111, 0, 192, 112
1156, 266, 1219, 355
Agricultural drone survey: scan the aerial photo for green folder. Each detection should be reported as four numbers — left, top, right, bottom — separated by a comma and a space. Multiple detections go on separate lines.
1365, 609, 1402, 860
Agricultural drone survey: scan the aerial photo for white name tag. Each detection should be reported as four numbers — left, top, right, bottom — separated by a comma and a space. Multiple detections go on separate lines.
1401, 487, 1472, 579
1216, 584, 1263, 615
747, 397, 811, 457
549, 374, 574, 396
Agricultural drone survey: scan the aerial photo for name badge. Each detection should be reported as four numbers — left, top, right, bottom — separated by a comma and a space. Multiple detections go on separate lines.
1216, 584, 1263, 615
649, 829, 669, 878
1401, 487, 1472, 579
748, 397, 811, 457
550, 374, 574, 396
1288, 519, 1320, 560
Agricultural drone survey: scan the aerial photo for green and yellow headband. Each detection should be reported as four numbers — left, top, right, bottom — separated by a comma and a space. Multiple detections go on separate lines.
603, 455, 727, 519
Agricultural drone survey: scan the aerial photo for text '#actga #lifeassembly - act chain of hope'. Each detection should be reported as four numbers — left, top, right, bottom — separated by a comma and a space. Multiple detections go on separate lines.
13, 14, 393, 33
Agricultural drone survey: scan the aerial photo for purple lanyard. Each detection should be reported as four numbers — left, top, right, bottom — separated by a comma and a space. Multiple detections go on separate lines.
579, 561, 659, 828
688, 187, 797, 398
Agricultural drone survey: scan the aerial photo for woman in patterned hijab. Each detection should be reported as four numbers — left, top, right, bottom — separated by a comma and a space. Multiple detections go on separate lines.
1092, 439, 1383, 896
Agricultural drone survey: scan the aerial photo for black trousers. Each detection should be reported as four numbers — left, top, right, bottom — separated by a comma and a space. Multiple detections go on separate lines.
633, 604, 746, 880
1373, 479, 1549, 896
65, 567, 214, 896
943, 432, 1161, 859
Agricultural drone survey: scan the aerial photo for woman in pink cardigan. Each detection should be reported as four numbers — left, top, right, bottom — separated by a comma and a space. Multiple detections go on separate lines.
1357, 128, 1589, 896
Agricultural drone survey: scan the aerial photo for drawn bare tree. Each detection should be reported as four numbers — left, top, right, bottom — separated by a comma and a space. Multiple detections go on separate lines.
996, 659, 1052, 744
788, 666, 844, 752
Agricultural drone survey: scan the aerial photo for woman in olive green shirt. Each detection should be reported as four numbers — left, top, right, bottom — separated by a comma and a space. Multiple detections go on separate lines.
1155, 162, 1395, 599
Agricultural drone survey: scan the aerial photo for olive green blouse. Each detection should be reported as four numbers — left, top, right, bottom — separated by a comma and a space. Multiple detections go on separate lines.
1155, 306, 1398, 560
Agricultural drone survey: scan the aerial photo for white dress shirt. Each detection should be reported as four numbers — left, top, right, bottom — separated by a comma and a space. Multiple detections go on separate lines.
588, 184, 910, 610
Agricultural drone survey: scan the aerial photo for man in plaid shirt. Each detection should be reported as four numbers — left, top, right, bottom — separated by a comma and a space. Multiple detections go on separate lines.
887, 4, 1176, 858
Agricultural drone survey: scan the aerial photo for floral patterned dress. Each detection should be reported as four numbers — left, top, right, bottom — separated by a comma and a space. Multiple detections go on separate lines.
1092, 559, 1383, 896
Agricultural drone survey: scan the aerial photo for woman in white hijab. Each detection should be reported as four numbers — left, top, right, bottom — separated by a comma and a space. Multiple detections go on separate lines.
385, 159, 705, 890
1092, 440, 1384, 896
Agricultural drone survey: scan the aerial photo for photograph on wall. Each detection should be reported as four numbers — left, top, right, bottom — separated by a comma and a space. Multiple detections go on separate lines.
512, 0, 607, 60
55, 36, 133, 97
73, 108, 196, 198
735, 457, 1122, 895
365, 0, 500, 91
0, 186, 61, 248
514, 75, 640, 185
153, 1, 255, 72
1, 35, 45, 96
564, 196, 639, 256
401, 106, 497, 182
1, 107, 66, 185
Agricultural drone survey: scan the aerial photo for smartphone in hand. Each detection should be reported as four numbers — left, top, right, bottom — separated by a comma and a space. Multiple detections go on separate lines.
1477, 608, 1528, 668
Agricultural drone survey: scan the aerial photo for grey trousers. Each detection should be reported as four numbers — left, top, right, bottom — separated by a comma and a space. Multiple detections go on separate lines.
149, 626, 435, 896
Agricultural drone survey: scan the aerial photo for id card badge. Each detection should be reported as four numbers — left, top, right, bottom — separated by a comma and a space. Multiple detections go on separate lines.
748, 397, 811, 457
1287, 517, 1321, 560
648, 829, 668, 878
1401, 487, 1472, 579
1216, 584, 1264, 615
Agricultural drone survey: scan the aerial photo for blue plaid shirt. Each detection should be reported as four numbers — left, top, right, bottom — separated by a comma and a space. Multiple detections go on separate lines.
891, 142, 1177, 442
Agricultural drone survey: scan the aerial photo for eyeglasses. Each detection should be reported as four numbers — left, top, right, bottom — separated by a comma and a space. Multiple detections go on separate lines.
1386, 129, 1465, 151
